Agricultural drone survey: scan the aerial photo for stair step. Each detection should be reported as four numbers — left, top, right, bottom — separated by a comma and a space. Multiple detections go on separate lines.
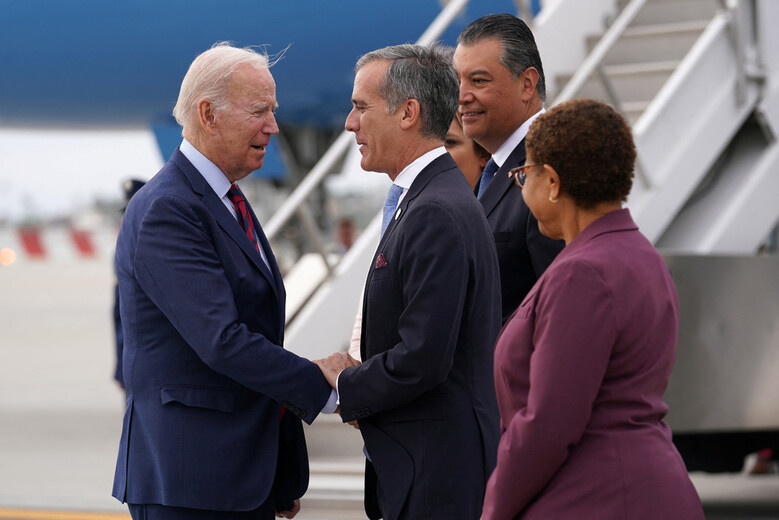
305, 457, 365, 512
310, 457, 365, 476
622, 20, 710, 38
588, 20, 710, 65
556, 60, 677, 105
617, 0, 720, 27
301, 418, 365, 510
603, 60, 680, 76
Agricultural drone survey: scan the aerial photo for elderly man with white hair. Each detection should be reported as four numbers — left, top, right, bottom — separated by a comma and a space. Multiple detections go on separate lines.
111, 42, 337, 520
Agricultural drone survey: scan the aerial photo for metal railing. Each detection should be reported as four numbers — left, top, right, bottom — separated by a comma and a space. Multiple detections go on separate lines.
552, 0, 652, 189
553, 0, 758, 192
718, 0, 765, 107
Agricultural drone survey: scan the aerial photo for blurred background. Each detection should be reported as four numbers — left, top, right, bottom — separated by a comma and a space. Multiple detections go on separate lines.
1, 0, 778, 518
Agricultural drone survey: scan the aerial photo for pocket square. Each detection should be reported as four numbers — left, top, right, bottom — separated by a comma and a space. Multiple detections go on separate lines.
375, 253, 388, 269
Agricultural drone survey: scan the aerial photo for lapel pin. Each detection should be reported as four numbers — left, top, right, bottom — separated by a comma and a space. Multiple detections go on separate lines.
395, 208, 402, 220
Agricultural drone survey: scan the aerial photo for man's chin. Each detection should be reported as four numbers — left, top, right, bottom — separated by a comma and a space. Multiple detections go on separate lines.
461, 121, 484, 140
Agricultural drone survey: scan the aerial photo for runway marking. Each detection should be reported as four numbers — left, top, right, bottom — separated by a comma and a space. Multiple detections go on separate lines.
0, 509, 130, 520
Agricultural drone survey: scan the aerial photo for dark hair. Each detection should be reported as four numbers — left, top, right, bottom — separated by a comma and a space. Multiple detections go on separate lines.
457, 13, 546, 102
356, 44, 458, 141
526, 99, 635, 208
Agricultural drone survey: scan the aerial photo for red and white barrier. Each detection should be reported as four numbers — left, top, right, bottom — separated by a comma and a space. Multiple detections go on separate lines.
0, 227, 118, 264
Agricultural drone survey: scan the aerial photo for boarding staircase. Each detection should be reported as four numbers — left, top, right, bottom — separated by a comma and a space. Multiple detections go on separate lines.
268, 0, 779, 510
540, 0, 779, 251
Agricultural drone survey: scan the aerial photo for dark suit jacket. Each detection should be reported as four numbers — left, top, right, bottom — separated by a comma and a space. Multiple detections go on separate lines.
338, 153, 502, 520
112, 148, 331, 511
475, 139, 564, 323
483, 209, 704, 519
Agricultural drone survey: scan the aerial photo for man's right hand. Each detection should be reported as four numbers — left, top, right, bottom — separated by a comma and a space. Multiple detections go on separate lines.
313, 352, 360, 389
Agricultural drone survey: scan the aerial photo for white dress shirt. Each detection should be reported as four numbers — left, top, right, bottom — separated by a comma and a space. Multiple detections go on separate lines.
491, 108, 545, 169
179, 139, 272, 270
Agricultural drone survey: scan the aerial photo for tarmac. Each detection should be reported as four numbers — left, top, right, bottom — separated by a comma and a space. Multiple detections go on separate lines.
1, 258, 778, 519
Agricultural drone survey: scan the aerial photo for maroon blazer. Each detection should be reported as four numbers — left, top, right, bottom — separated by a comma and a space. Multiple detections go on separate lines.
483, 209, 704, 520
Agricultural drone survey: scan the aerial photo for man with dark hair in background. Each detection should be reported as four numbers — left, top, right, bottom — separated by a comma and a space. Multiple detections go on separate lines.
454, 14, 564, 323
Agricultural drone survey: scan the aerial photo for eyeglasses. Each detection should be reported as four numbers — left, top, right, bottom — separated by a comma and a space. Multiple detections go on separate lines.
508, 164, 543, 188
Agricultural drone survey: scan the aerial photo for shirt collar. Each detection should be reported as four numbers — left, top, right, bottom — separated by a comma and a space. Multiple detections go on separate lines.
179, 138, 232, 199
393, 146, 447, 196
492, 108, 545, 169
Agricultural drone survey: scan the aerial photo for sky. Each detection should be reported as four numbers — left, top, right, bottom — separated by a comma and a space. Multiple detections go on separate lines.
0, 128, 163, 223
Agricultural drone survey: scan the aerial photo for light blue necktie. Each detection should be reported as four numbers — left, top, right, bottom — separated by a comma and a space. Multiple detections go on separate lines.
381, 184, 403, 237
476, 158, 499, 199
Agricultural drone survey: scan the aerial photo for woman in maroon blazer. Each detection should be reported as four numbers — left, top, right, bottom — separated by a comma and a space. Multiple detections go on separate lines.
482, 99, 704, 520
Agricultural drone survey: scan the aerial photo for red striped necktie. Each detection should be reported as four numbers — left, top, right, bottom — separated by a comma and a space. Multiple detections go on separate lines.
227, 184, 260, 253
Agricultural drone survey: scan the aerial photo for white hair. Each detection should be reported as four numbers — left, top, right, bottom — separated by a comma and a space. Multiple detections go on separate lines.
172, 42, 271, 131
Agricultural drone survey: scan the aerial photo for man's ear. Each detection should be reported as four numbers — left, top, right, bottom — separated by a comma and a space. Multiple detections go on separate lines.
197, 99, 218, 135
520, 67, 540, 102
399, 98, 421, 130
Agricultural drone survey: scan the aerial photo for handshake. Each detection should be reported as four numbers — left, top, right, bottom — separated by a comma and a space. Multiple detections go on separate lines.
313, 352, 361, 427
312, 351, 361, 389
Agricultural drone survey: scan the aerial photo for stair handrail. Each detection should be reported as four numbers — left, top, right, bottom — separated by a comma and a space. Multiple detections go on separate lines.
552, 0, 652, 189
553, 0, 647, 106
718, 0, 765, 107
264, 0, 471, 243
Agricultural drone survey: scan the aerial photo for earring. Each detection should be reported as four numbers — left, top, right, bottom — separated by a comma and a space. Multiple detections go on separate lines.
548, 195, 559, 203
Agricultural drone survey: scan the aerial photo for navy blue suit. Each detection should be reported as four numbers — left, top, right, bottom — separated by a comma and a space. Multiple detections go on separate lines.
475, 140, 564, 323
112, 149, 330, 512
338, 153, 502, 520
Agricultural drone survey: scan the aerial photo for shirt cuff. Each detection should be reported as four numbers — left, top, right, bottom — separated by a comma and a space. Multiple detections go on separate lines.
321, 388, 339, 414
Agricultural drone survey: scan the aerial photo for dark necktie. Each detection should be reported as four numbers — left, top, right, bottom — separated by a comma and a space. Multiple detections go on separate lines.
477, 158, 499, 199
227, 184, 260, 253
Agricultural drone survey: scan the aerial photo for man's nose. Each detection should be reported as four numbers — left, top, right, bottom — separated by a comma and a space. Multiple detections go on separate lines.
266, 112, 279, 135
345, 108, 358, 132
458, 85, 474, 106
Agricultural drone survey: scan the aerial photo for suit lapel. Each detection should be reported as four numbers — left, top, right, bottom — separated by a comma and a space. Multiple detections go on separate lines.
480, 140, 527, 218
362, 154, 457, 359
171, 150, 282, 300
378, 153, 455, 247
244, 201, 285, 304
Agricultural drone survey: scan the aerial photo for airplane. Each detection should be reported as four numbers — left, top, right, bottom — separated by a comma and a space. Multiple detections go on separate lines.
0, 0, 532, 177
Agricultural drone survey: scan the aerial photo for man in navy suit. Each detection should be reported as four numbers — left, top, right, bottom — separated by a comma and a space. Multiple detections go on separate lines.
454, 14, 564, 323
316, 44, 502, 520
112, 42, 336, 520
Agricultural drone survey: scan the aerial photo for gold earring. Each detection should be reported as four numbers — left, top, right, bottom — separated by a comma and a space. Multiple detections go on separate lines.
549, 195, 559, 203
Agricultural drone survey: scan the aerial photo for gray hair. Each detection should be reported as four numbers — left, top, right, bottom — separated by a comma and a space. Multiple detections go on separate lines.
355, 44, 458, 141
172, 42, 271, 131
457, 13, 546, 102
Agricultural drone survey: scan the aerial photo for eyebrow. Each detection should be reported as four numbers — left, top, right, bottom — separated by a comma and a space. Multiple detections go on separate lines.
250, 102, 278, 112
